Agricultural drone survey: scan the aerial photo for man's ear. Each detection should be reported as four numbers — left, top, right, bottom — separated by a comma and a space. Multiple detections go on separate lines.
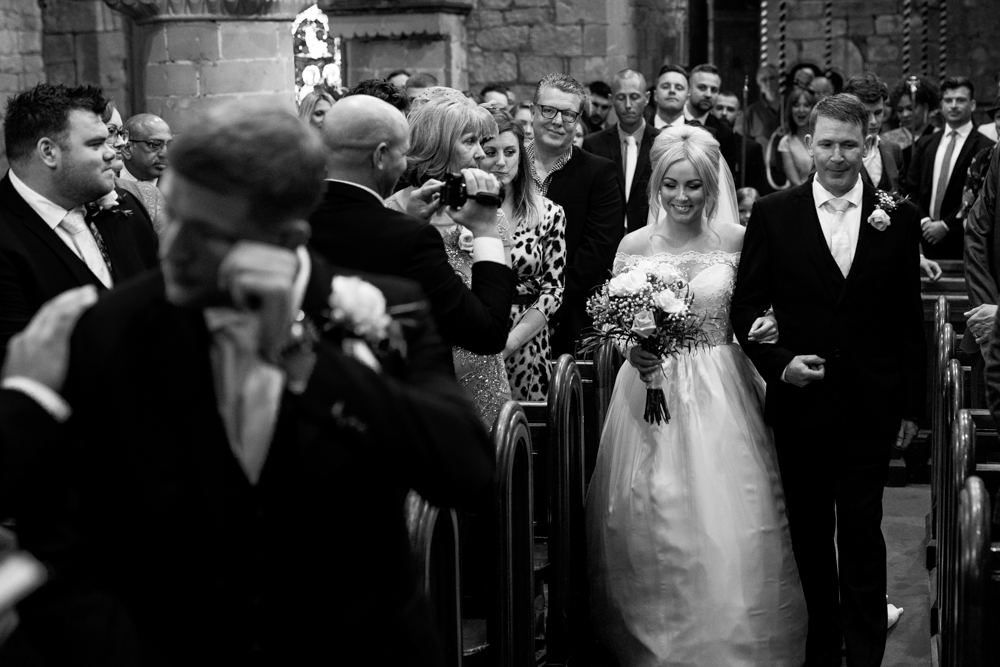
970, 99, 977, 113
371, 142, 389, 171
37, 137, 59, 168
805, 133, 814, 156
121, 143, 132, 160
277, 219, 311, 249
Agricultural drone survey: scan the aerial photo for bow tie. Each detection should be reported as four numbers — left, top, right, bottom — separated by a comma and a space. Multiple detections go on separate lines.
685, 119, 703, 127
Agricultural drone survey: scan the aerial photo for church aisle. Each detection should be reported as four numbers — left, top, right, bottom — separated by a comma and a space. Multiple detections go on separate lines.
882, 484, 933, 667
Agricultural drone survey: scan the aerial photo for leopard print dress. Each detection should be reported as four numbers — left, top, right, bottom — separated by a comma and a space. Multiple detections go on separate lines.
505, 196, 567, 401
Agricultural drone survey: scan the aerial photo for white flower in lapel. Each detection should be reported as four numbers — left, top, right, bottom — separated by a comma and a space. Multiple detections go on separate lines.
328, 276, 391, 340
96, 190, 119, 210
868, 208, 891, 231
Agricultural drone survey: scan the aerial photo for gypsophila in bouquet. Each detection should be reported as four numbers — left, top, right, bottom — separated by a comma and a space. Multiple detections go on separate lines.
580, 261, 707, 424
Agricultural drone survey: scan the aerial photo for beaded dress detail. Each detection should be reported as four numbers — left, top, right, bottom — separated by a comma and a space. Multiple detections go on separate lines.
586, 250, 807, 666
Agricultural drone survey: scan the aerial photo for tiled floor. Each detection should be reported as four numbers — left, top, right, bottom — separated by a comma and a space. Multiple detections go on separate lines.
883, 484, 933, 667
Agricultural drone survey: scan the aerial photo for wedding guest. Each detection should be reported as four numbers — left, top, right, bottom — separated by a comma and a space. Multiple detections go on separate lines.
310, 95, 515, 358
410, 86, 470, 112
906, 76, 994, 259
481, 107, 567, 401
811, 76, 836, 99
958, 94, 1000, 225
964, 106, 1000, 361
13, 100, 493, 666
120, 113, 171, 186
344, 78, 408, 112
736, 186, 759, 225
481, 83, 509, 108
514, 102, 534, 140
746, 64, 782, 150
528, 73, 622, 356
777, 87, 817, 186
646, 64, 689, 130
845, 72, 904, 192
583, 69, 660, 232
297, 89, 335, 130
0, 83, 159, 357
103, 101, 166, 239
710, 89, 771, 194
582, 81, 612, 134
713, 90, 740, 127
573, 120, 586, 149
386, 69, 410, 88
882, 75, 939, 182
976, 72, 1000, 142
405, 72, 439, 106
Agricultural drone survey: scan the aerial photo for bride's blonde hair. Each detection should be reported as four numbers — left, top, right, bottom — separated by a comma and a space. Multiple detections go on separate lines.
646, 126, 721, 225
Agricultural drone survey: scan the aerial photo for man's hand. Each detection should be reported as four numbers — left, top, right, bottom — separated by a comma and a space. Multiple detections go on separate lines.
921, 219, 948, 244
894, 419, 919, 450
748, 313, 778, 343
445, 168, 503, 238
782, 354, 826, 387
920, 255, 943, 281
964, 303, 998, 345
404, 179, 444, 221
2, 285, 98, 392
628, 347, 662, 382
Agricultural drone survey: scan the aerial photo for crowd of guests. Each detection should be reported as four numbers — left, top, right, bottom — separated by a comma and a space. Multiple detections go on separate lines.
0, 54, 996, 664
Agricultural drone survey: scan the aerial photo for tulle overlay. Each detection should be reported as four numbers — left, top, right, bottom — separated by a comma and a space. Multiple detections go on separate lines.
586, 252, 807, 666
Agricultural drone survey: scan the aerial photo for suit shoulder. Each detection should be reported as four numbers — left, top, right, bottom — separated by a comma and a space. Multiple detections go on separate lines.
757, 183, 804, 211
336, 269, 426, 307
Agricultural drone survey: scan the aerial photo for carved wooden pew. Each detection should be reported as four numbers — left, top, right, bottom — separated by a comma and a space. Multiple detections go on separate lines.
576, 340, 624, 485
954, 475, 990, 667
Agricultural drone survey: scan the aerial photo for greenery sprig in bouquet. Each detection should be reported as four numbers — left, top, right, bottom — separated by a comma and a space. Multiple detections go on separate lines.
580, 262, 707, 425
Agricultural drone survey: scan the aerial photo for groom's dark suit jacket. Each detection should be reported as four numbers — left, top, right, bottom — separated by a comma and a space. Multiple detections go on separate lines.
731, 178, 926, 430
0, 173, 160, 357
11, 266, 493, 665
309, 181, 515, 355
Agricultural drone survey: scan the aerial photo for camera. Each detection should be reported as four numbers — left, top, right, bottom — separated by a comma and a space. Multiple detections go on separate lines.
440, 173, 505, 208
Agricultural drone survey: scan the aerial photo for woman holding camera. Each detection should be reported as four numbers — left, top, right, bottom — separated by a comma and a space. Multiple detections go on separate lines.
480, 106, 567, 401
386, 97, 512, 425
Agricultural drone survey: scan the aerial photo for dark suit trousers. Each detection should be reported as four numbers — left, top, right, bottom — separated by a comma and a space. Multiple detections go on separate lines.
772, 420, 895, 667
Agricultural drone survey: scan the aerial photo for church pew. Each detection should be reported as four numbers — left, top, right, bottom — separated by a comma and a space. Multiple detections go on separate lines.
577, 339, 624, 485
518, 354, 585, 666
954, 475, 991, 667
407, 492, 462, 667
930, 317, 955, 568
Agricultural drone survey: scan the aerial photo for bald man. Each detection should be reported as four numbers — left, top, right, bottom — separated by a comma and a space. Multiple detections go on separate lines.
307, 95, 516, 355
583, 69, 660, 232
121, 113, 172, 186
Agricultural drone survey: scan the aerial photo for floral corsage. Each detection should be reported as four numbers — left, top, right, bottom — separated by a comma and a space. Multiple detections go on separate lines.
325, 276, 406, 372
868, 189, 906, 232
85, 190, 132, 219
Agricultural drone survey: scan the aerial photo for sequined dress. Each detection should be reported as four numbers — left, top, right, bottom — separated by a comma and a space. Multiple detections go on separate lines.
586, 249, 807, 666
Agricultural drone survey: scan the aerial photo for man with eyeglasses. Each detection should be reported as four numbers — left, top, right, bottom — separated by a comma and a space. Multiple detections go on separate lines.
121, 113, 172, 187
528, 73, 623, 356
0, 83, 159, 359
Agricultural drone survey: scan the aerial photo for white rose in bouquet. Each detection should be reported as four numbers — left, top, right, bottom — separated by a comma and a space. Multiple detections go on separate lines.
649, 262, 682, 285
652, 288, 687, 314
608, 268, 649, 296
631, 310, 657, 338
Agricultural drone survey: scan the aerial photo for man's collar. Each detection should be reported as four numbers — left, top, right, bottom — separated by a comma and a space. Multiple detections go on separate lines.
327, 179, 383, 205
8, 169, 74, 231
617, 121, 646, 143
683, 105, 709, 124
945, 120, 974, 137
526, 138, 572, 166
119, 165, 157, 186
812, 173, 864, 209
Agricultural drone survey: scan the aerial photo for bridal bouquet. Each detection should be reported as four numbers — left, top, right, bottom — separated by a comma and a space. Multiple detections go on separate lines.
581, 263, 706, 425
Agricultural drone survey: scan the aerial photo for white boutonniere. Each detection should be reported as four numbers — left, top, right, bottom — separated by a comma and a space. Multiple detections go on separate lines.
868, 208, 891, 231
868, 189, 907, 232
85, 189, 132, 219
97, 190, 119, 210
325, 276, 410, 372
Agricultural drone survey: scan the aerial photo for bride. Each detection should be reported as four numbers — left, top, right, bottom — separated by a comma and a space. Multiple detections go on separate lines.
585, 126, 808, 665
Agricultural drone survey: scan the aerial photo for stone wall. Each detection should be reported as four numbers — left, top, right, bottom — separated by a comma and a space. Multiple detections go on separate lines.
0, 0, 45, 172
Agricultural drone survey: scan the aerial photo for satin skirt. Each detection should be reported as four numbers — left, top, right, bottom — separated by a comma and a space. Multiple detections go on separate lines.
586, 343, 807, 667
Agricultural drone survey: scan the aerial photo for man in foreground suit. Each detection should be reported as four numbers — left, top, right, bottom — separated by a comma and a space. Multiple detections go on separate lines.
906, 76, 995, 259
14, 102, 494, 665
0, 83, 159, 356
529, 73, 622, 355
732, 94, 925, 667
583, 69, 659, 232
310, 94, 515, 355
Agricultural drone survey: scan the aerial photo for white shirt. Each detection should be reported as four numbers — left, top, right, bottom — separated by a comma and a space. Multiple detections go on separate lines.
863, 135, 883, 187
119, 165, 157, 187
653, 113, 686, 130
978, 122, 998, 142
8, 169, 99, 263
928, 120, 974, 221
812, 175, 864, 266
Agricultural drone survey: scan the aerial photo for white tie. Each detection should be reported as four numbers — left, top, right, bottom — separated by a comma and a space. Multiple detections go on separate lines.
59, 209, 112, 288
624, 135, 638, 203
825, 198, 853, 277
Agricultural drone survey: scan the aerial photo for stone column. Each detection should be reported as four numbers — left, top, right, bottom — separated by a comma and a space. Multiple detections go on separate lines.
103, 0, 312, 132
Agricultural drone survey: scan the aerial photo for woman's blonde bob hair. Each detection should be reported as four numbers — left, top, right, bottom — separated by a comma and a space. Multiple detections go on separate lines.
404, 96, 498, 186
646, 125, 722, 225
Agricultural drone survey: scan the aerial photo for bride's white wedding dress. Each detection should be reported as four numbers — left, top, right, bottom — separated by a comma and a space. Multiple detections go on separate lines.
586, 248, 807, 666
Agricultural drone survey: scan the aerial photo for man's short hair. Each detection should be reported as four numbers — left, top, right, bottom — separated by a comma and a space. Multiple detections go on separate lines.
587, 81, 612, 99
534, 73, 587, 111
386, 69, 410, 80
689, 63, 720, 78
405, 73, 439, 90
3, 83, 108, 165
169, 102, 327, 225
481, 83, 509, 98
889, 75, 940, 111
612, 69, 647, 94
843, 72, 888, 104
716, 90, 740, 107
941, 76, 975, 100
808, 93, 869, 135
345, 79, 408, 112
657, 64, 689, 80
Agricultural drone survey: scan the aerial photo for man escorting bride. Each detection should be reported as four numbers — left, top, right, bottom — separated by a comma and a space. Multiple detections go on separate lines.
587, 93, 925, 667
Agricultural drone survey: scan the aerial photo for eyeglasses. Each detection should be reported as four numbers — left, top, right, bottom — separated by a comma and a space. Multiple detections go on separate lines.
105, 127, 129, 145
131, 139, 172, 153
537, 105, 581, 124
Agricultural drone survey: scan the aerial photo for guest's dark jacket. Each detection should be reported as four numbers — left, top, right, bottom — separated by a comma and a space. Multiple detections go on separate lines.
905, 127, 995, 258
309, 181, 515, 355
12, 262, 492, 666
860, 139, 904, 193
544, 147, 623, 355
965, 143, 1000, 309
0, 173, 159, 357
583, 123, 659, 232
702, 113, 770, 196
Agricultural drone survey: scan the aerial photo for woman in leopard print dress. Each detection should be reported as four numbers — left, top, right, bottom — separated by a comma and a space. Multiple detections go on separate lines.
481, 106, 567, 401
